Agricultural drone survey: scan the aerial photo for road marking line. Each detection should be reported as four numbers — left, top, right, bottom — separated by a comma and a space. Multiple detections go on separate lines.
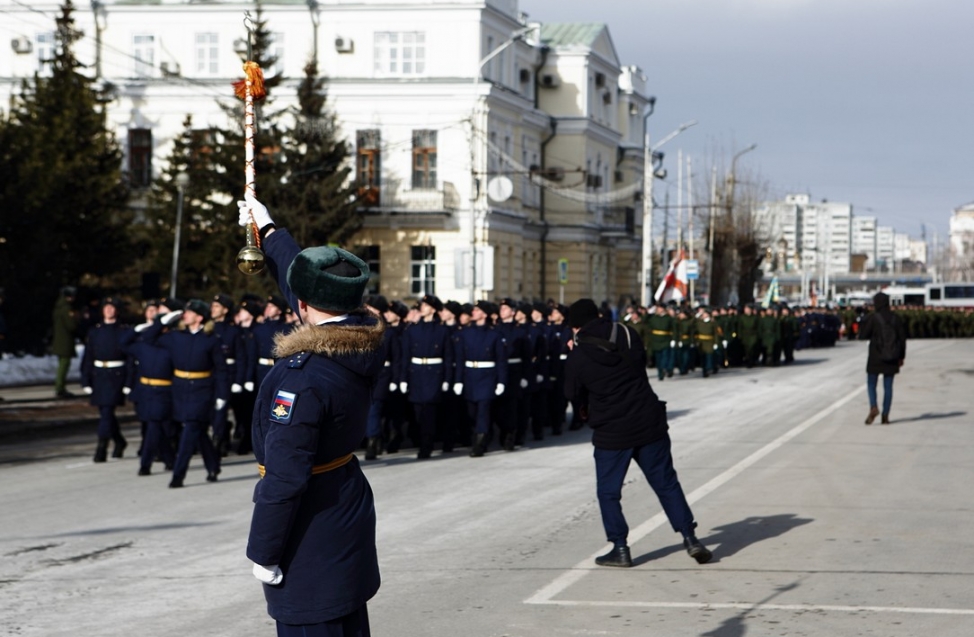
533, 600, 974, 615
525, 385, 866, 605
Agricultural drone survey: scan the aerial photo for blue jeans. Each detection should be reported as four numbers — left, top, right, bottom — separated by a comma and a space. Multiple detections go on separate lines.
594, 435, 696, 547
867, 374, 894, 415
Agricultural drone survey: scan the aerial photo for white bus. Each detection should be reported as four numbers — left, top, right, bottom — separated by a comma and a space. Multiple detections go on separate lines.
882, 286, 927, 307
926, 282, 974, 308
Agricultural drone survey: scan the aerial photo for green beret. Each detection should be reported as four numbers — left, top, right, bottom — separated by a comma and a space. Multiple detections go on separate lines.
287, 246, 369, 312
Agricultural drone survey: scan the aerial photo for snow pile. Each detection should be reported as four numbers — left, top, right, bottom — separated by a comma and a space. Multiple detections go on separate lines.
0, 346, 83, 388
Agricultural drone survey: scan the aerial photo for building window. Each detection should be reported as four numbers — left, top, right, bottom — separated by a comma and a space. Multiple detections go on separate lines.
374, 32, 425, 75
355, 245, 381, 294
412, 130, 437, 189
36, 32, 54, 75
133, 34, 155, 77
195, 32, 219, 75
356, 130, 381, 206
411, 245, 436, 295
128, 129, 153, 188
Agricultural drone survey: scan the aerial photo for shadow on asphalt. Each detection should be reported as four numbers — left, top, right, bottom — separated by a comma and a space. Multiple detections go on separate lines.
632, 513, 814, 566
697, 582, 801, 637
40, 521, 220, 538
889, 411, 967, 424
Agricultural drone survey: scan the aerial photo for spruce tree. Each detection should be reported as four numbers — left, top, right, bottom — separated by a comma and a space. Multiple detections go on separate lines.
0, 0, 131, 352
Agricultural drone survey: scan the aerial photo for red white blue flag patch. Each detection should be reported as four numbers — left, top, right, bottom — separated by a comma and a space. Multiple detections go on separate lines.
270, 390, 296, 423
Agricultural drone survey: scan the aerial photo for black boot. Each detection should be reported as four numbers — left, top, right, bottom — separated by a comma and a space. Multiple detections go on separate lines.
595, 544, 633, 568
469, 433, 487, 457
503, 432, 516, 451
111, 437, 128, 459
365, 437, 380, 461
93, 439, 109, 463
386, 431, 402, 454
684, 536, 713, 564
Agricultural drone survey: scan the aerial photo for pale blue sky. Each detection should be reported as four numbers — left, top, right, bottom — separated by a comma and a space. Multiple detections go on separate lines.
523, 0, 972, 241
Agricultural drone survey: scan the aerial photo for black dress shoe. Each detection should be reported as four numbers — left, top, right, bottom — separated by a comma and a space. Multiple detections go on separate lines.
469, 433, 486, 457
206, 472, 219, 483
93, 440, 109, 463
111, 439, 127, 459
138, 467, 151, 476
684, 537, 713, 564
595, 545, 633, 568
169, 478, 184, 488
364, 437, 380, 460
416, 449, 432, 460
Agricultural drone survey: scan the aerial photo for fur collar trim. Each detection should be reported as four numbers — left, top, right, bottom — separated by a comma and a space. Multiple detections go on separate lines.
273, 315, 384, 359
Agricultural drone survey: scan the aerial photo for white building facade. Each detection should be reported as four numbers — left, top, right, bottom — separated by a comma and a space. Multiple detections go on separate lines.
0, 0, 651, 304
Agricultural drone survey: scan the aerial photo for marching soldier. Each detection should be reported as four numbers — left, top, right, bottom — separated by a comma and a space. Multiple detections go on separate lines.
384, 301, 410, 453
759, 306, 781, 366
494, 298, 527, 450
646, 303, 676, 381
453, 300, 507, 457
516, 303, 547, 442
546, 304, 570, 435
363, 295, 398, 460
211, 294, 245, 456
81, 297, 130, 462
675, 308, 694, 375
693, 307, 720, 378
233, 297, 262, 455
399, 295, 454, 459
779, 306, 799, 363
738, 304, 760, 368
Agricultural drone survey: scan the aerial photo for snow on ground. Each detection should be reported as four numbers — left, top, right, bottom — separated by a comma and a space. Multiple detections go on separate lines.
0, 345, 83, 388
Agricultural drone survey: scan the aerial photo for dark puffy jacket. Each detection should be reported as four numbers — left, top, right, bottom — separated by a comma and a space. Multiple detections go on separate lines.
564, 316, 668, 450
858, 292, 907, 376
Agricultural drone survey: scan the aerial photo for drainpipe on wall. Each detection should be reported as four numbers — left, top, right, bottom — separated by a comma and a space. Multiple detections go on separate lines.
539, 117, 557, 300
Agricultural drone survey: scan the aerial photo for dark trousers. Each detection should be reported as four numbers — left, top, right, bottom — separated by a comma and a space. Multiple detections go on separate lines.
172, 419, 219, 481
276, 604, 370, 637
139, 419, 175, 471
366, 399, 384, 438
594, 435, 696, 547
493, 390, 518, 442
515, 392, 531, 444
413, 402, 437, 454
547, 378, 567, 433
467, 400, 491, 435
97, 405, 125, 445
652, 347, 674, 379
867, 373, 894, 415
530, 390, 548, 440
233, 391, 256, 454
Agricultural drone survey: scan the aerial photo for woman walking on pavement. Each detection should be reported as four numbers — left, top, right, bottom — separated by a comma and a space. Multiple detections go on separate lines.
858, 291, 907, 425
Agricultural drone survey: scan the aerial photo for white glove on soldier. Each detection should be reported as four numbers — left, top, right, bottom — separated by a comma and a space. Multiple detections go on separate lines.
252, 563, 283, 586
231, 383, 243, 394
536, 374, 544, 384
441, 381, 449, 392
520, 378, 529, 389
134, 322, 152, 333
83, 387, 93, 395
494, 383, 505, 396
399, 382, 408, 394
161, 310, 183, 326
453, 383, 463, 396
670, 340, 676, 348
722, 340, 728, 348
122, 387, 131, 395
215, 398, 227, 411
244, 381, 254, 392
389, 382, 397, 392
237, 195, 273, 230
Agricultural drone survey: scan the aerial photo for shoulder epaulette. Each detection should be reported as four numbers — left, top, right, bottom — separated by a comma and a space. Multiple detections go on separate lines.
287, 352, 311, 369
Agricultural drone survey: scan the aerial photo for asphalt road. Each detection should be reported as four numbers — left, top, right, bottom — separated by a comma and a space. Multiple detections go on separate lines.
1, 339, 972, 637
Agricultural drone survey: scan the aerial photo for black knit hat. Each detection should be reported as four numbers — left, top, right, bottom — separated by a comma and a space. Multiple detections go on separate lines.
445, 300, 462, 316
212, 293, 234, 312
516, 302, 532, 316
473, 300, 492, 314
286, 246, 369, 312
365, 294, 390, 314
421, 294, 444, 312
185, 298, 211, 321
160, 297, 184, 313
266, 296, 290, 313
568, 298, 600, 329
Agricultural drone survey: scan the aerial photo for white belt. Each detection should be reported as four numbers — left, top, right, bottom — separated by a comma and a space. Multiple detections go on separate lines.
225, 358, 236, 365
559, 354, 568, 360
465, 361, 496, 369
384, 361, 391, 367
94, 360, 125, 368
508, 358, 523, 364
411, 357, 443, 365
258, 357, 275, 366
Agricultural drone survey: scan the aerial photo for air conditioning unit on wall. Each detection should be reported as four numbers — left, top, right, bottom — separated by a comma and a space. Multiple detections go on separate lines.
11, 36, 32, 54
335, 36, 354, 53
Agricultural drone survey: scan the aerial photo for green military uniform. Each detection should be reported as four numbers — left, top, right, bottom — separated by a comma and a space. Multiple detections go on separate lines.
779, 310, 799, 363
693, 315, 720, 377
759, 309, 781, 366
646, 309, 675, 380
675, 314, 694, 375
737, 308, 760, 368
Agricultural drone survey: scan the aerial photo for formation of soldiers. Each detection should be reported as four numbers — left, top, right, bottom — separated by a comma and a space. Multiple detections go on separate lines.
842, 306, 974, 340
77, 291, 974, 474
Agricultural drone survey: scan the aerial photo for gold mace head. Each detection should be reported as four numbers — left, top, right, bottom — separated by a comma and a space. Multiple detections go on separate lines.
237, 246, 266, 275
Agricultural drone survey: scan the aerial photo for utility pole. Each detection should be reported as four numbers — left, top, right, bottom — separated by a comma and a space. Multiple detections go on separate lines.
688, 155, 695, 304
639, 98, 657, 307
708, 165, 718, 304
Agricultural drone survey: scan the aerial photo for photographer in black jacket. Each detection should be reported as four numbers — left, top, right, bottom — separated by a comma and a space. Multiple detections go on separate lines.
564, 299, 712, 567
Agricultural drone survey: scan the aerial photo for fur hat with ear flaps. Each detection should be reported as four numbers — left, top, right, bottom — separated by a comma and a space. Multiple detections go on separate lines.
287, 247, 370, 312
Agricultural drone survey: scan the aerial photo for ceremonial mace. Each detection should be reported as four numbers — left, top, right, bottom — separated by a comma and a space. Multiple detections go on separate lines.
235, 13, 266, 275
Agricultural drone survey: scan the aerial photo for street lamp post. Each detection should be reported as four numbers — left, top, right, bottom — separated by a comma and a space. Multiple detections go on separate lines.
640, 117, 698, 306
721, 144, 756, 305
170, 172, 189, 298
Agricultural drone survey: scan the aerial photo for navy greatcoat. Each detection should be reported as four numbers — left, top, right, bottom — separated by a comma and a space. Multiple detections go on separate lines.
247, 228, 383, 626
454, 323, 508, 402
121, 329, 173, 423
81, 322, 130, 407
399, 318, 454, 404
142, 322, 228, 423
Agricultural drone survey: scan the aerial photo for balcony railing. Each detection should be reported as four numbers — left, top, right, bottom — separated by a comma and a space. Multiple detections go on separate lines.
358, 182, 460, 213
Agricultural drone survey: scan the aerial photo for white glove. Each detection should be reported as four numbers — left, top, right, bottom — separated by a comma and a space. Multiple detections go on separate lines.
520, 378, 528, 389
122, 387, 131, 395
252, 563, 283, 586
134, 321, 152, 333
238, 194, 273, 229
161, 310, 183, 326
83, 386, 93, 395
722, 340, 728, 348
670, 340, 676, 348
453, 383, 463, 396
536, 374, 544, 384
215, 398, 227, 411
244, 381, 254, 392
399, 382, 408, 394
441, 381, 449, 392
231, 383, 243, 394
495, 383, 505, 396
389, 382, 397, 392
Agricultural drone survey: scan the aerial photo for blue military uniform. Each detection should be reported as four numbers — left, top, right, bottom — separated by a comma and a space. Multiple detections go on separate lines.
212, 311, 246, 454
364, 313, 399, 459
494, 313, 527, 450
453, 315, 507, 456
121, 326, 176, 474
523, 308, 550, 441
81, 306, 130, 461
399, 305, 454, 458
546, 319, 570, 434
246, 226, 382, 635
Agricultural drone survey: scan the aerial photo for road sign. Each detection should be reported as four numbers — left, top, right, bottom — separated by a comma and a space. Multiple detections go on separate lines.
686, 259, 699, 281
558, 258, 569, 285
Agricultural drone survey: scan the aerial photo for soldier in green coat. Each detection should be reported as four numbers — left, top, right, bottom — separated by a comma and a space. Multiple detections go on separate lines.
694, 307, 720, 377
759, 306, 782, 366
779, 306, 799, 363
646, 303, 676, 381
737, 304, 760, 368
52, 286, 79, 398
